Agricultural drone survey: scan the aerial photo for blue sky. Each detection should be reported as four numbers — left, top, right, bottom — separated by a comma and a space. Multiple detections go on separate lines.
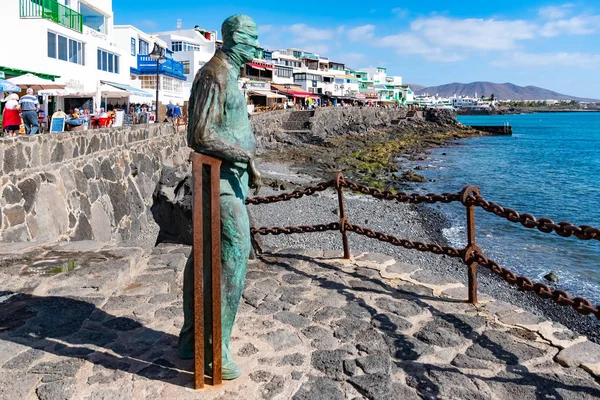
114, 1, 600, 98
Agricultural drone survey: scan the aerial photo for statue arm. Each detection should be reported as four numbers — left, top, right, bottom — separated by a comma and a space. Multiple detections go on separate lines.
187, 73, 253, 163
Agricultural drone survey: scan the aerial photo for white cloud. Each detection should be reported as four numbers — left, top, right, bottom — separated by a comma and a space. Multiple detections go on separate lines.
540, 15, 600, 37
347, 25, 376, 41
377, 33, 464, 62
411, 17, 537, 51
258, 24, 273, 35
539, 4, 575, 20
491, 52, 600, 68
392, 8, 408, 18
340, 52, 367, 66
287, 24, 333, 43
302, 43, 330, 55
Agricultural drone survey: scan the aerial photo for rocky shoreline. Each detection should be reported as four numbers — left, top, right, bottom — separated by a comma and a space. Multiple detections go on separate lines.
250, 109, 600, 344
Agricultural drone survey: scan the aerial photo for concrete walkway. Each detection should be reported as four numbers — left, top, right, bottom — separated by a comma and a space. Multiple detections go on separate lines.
1, 242, 599, 399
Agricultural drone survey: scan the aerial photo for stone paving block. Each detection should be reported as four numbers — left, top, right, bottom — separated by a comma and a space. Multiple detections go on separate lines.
259, 329, 302, 351
311, 349, 351, 381
292, 376, 345, 400
274, 311, 311, 328
386, 262, 420, 276
556, 341, 600, 376
465, 330, 547, 364
2, 348, 46, 369
374, 297, 423, 318
36, 378, 76, 400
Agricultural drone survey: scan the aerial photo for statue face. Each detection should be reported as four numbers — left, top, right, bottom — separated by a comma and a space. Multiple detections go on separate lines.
222, 15, 260, 64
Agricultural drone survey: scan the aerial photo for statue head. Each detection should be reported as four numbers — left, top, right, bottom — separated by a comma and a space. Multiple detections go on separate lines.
221, 15, 260, 67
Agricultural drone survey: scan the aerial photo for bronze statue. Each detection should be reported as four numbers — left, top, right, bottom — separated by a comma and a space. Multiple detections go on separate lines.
179, 14, 262, 380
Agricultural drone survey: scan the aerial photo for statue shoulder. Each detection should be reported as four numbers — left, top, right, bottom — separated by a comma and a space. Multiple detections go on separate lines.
194, 57, 228, 86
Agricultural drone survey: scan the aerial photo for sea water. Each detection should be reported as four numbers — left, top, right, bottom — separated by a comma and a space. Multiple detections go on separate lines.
412, 112, 600, 303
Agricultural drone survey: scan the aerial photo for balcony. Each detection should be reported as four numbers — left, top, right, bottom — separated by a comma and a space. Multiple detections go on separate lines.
133, 55, 186, 80
20, 0, 83, 33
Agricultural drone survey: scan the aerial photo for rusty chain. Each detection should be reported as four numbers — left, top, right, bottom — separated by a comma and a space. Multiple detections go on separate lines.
245, 172, 600, 320
246, 180, 335, 205
250, 223, 340, 236
338, 176, 461, 204
464, 195, 600, 241
472, 251, 600, 319
344, 222, 464, 258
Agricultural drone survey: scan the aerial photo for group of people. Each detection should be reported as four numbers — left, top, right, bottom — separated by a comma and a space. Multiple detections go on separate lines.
165, 101, 183, 126
1, 88, 42, 136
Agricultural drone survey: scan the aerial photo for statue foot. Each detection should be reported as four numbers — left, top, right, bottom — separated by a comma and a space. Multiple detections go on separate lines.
178, 352, 243, 380
206, 359, 243, 380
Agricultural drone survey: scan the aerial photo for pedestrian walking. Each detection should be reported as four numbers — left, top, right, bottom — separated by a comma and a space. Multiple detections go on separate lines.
173, 102, 182, 128
19, 88, 40, 135
2, 94, 21, 137
165, 100, 175, 123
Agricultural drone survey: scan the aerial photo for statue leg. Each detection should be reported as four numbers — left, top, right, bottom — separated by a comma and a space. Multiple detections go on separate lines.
179, 167, 250, 381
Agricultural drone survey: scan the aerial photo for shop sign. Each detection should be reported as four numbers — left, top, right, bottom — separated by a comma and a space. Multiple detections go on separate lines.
65, 79, 85, 92
84, 26, 107, 41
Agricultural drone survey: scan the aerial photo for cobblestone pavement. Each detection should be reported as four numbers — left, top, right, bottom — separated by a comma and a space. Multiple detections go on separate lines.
1, 242, 600, 399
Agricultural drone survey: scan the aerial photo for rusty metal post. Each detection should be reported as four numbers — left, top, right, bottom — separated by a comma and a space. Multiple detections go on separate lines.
335, 174, 351, 259
460, 186, 481, 305
191, 152, 222, 389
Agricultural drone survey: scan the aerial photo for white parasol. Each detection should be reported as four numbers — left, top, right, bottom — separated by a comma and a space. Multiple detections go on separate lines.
7, 73, 66, 91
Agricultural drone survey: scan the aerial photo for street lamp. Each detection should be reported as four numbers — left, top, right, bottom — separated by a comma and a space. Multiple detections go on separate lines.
149, 43, 167, 122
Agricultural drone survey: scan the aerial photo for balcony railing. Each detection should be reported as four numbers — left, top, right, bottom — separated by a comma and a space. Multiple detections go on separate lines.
20, 0, 83, 33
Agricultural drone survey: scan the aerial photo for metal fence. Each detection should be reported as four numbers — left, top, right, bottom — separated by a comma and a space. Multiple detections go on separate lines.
20, 0, 83, 33
246, 173, 600, 320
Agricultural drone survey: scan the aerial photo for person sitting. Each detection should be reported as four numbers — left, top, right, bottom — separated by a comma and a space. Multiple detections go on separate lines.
65, 108, 86, 131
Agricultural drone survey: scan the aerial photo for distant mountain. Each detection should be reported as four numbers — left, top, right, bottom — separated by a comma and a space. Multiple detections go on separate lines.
415, 82, 599, 102
405, 83, 426, 92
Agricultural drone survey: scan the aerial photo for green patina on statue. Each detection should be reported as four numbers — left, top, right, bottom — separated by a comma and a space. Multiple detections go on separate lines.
179, 14, 262, 380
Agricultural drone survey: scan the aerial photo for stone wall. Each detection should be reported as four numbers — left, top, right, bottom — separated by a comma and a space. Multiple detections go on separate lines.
0, 125, 190, 243
250, 108, 411, 151
309, 107, 408, 137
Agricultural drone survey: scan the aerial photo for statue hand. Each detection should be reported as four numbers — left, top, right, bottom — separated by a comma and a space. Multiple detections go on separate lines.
248, 160, 262, 196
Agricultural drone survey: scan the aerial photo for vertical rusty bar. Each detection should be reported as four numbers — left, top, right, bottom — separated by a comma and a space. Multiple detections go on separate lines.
191, 153, 205, 389
335, 174, 351, 259
466, 202, 478, 305
210, 159, 222, 386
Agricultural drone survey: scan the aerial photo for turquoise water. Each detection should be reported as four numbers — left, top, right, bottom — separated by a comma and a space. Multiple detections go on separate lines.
414, 112, 600, 302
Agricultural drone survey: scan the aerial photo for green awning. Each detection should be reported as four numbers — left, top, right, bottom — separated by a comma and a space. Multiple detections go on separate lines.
0, 66, 60, 81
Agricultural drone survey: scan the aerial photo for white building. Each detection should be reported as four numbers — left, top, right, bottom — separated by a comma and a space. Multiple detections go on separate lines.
154, 26, 218, 98
1, 0, 135, 113
113, 25, 187, 104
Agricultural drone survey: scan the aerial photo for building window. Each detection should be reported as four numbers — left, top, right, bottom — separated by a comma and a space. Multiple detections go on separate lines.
183, 42, 200, 51
47, 32, 56, 59
97, 49, 120, 73
48, 31, 84, 65
181, 60, 190, 75
172, 41, 182, 52
276, 66, 292, 78
131, 38, 136, 56
139, 75, 157, 89
139, 40, 149, 55
172, 41, 201, 52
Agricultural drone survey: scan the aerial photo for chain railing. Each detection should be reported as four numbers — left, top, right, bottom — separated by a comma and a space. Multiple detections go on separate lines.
246, 173, 600, 320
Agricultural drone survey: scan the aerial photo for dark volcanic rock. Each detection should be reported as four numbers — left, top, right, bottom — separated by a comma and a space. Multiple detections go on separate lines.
292, 376, 344, 400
